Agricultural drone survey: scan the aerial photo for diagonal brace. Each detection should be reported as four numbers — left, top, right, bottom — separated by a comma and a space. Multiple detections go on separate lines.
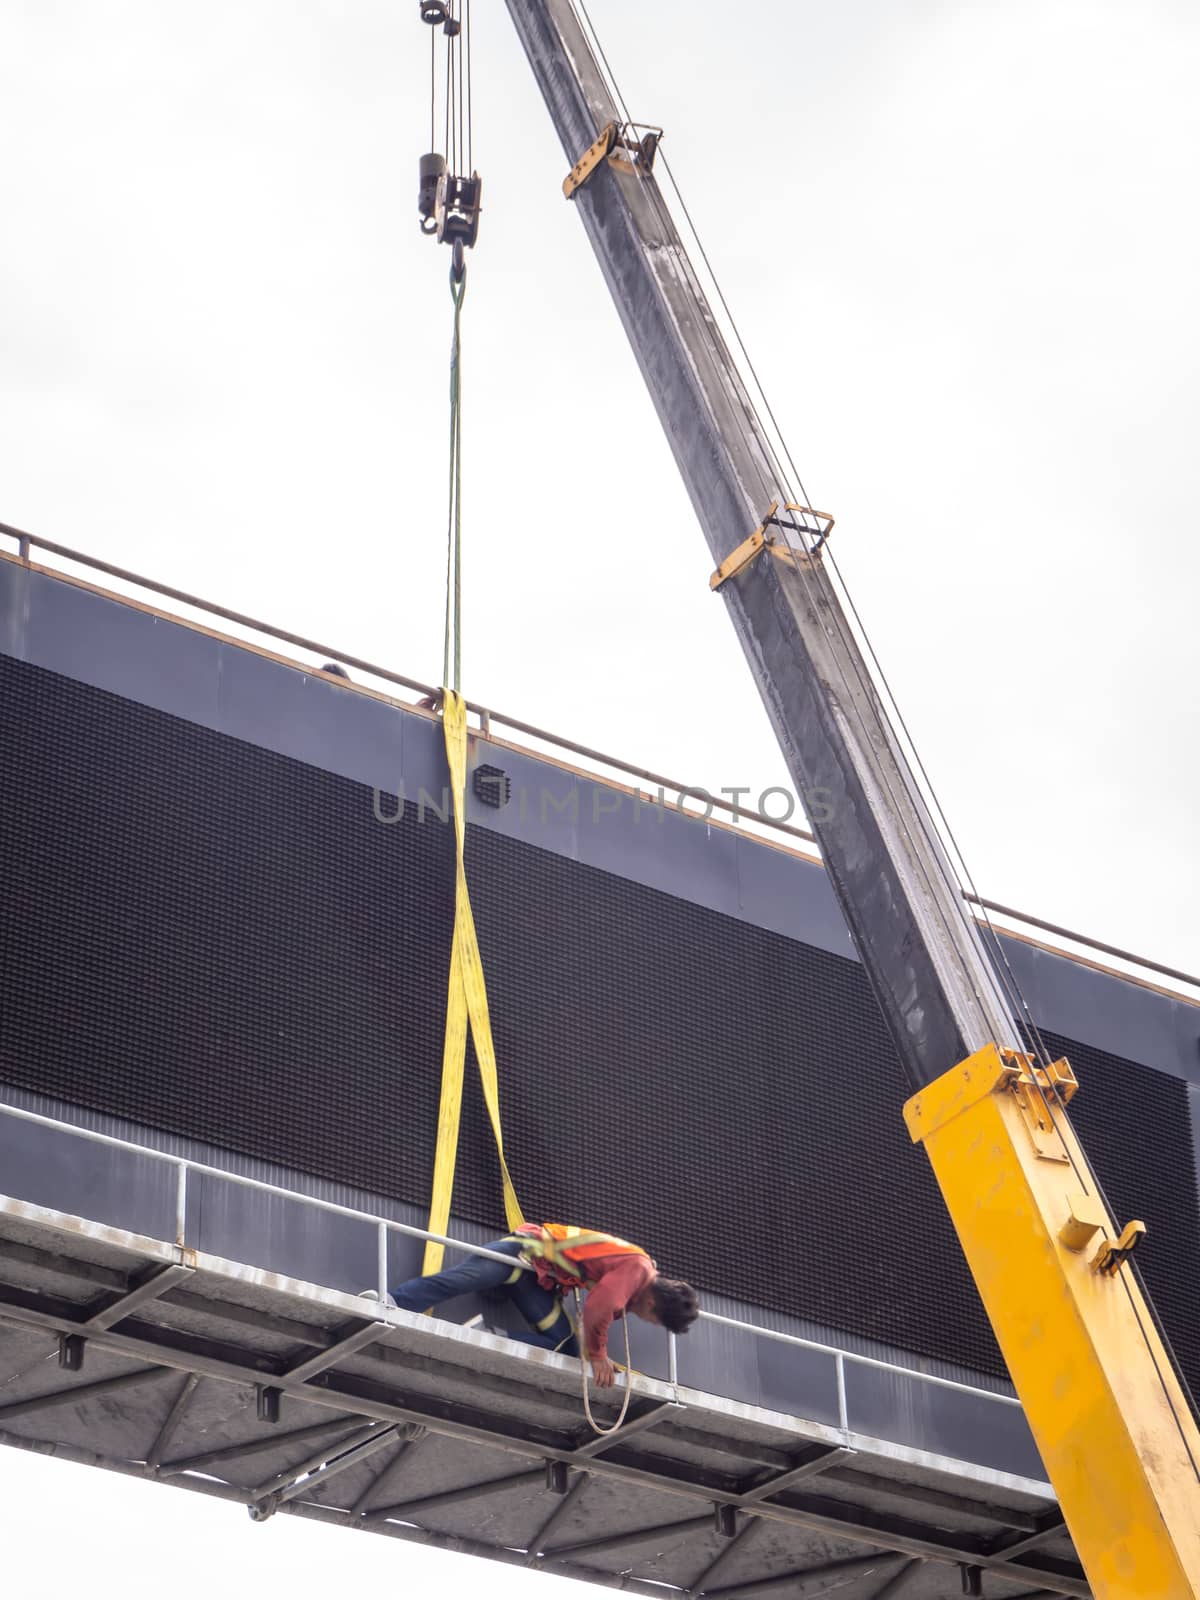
0, 1364, 172, 1421
83, 1263, 193, 1333
735, 1445, 856, 1503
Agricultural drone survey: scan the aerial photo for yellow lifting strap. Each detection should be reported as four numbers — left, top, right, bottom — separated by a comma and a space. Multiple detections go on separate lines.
422, 690, 525, 1275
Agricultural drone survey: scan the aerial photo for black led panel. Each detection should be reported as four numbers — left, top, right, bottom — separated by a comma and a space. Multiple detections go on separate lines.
1, 653, 1197, 1397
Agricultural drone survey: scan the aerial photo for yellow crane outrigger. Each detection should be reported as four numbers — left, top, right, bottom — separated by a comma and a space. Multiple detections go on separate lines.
490, 3, 1200, 1593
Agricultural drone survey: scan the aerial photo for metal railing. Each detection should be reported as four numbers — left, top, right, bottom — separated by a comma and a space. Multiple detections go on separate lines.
0, 1098, 1021, 1439
2, 520, 1196, 996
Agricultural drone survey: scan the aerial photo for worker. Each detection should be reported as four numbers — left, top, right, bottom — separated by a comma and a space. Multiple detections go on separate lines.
379, 1223, 699, 1388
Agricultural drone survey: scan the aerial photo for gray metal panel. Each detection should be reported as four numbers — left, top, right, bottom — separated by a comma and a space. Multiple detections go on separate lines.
1004, 937, 1200, 1086
0, 558, 30, 659
214, 641, 406, 797
17, 562, 221, 727
466, 740, 583, 860
844, 1363, 1041, 1482
191, 1171, 382, 1294
0, 1113, 175, 1240
754, 1333, 843, 1431
734, 833, 856, 956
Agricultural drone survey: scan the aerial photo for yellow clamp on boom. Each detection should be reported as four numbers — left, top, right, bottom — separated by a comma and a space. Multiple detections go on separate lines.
423, 690, 525, 1274
563, 121, 663, 200
563, 122, 618, 199
709, 503, 836, 591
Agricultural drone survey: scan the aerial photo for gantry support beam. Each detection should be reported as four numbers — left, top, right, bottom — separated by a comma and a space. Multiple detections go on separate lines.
867, 1560, 921, 1599
989, 1519, 1068, 1562
249, 1423, 400, 1519
0, 1287, 1087, 1596
366, 1466, 547, 1526
546, 1513, 716, 1563
528, 1473, 590, 1557
572, 1401, 679, 1459
281, 1321, 388, 1384
145, 1373, 200, 1470
0, 1364, 172, 1421
350, 1429, 425, 1517
250, 1422, 386, 1500
736, 1445, 856, 1502
82, 1263, 193, 1332
689, 1518, 763, 1596
159, 1416, 362, 1478
706, 1553, 901, 1599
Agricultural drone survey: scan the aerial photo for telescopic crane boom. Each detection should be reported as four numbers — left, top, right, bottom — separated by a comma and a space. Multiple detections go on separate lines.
502, 3, 1200, 1594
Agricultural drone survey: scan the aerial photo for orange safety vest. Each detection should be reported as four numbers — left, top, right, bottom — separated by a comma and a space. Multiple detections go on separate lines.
516, 1223, 649, 1288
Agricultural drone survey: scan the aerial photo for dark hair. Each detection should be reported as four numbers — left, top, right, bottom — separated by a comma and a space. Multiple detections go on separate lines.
319, 661, 350, 679
651, 1278, 700, 1334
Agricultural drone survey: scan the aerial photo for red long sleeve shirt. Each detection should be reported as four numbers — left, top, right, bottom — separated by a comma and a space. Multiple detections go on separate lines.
576, 1250, 656, 1360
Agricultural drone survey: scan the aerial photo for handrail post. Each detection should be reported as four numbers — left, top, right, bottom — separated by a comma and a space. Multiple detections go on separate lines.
377, 1222, 389, 1302
836, 1352, 849, 1435
175, 1164, 188, 1249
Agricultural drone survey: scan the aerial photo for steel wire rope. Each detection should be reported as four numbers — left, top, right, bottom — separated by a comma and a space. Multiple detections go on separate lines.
570, 0, 1011, 1047
635, 133, 1015, 1066
565, 6, 1200, 1448
563, 14, 1197, 1450
643, 168, 1200, 1471
465, 0, 473, 174
430, 22, 436, 152
600, 15, 1200, 1462
448, 12, 454, 174
595, 70, 1037, 1055
457, 4, 465, 186
574, 0, 636, 131
649, 141, 1051, 1071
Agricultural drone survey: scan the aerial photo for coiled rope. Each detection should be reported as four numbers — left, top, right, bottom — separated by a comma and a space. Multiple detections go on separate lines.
574, 1288, 634, 1436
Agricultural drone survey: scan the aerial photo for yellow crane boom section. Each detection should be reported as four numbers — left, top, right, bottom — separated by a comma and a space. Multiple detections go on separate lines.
906, 1045, 1200, 1598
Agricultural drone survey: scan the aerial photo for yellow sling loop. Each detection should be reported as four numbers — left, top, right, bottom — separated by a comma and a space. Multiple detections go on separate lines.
422, 689, 525, 1274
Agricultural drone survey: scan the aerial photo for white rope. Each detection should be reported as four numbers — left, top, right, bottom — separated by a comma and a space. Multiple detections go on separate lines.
574, 1287, 634, 1436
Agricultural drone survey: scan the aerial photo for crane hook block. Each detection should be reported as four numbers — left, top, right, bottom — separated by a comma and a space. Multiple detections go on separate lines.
435, 170, 482, 250
418, 157, 482, 252
419, 2, 448, 23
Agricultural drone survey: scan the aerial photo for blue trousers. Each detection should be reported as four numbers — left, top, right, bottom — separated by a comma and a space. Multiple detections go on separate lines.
392, 1237, 578, 1356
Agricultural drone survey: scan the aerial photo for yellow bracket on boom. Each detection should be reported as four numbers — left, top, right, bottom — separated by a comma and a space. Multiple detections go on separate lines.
905, 1044, 1200, 1598
563, 121, 662, 200
710, 503, 836, 591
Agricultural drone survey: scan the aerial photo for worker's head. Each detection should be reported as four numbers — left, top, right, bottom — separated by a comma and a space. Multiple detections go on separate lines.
642, 1277, 700, 1335
319, 661, 350, 679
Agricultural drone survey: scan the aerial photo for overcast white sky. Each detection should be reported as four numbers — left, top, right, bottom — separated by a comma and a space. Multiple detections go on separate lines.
3, 1, 1198, 1594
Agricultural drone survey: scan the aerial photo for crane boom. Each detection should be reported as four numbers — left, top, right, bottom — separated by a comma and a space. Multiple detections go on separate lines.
504, 0, 1019, 1093
504, 4, 1200, 1594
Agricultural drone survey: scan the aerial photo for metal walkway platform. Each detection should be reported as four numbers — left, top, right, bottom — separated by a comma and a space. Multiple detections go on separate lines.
0, 1154, 1089, 1597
